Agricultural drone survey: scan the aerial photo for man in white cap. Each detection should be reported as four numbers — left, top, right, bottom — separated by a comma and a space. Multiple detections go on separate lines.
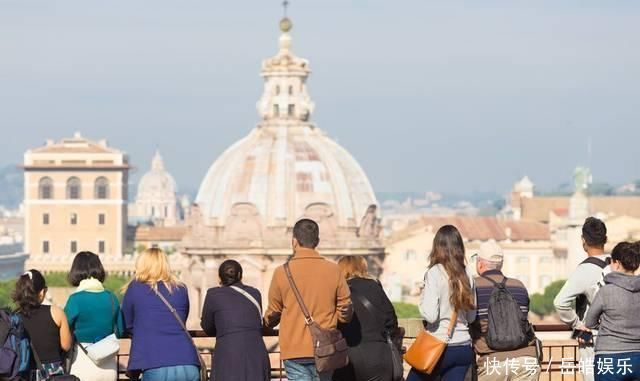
470, 240, 540, 381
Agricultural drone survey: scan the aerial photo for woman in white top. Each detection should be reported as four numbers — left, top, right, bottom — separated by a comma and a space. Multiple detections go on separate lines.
407, 225, 477, 381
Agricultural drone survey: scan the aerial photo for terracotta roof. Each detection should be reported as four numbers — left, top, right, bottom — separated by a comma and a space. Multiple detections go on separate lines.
135, 226, 187, 242
388, 216, 550, 244
521, 197, 568, 222
521, 196, 640, 222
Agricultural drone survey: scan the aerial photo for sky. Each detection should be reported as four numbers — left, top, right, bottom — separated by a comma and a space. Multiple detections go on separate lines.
0, 0, 639, 195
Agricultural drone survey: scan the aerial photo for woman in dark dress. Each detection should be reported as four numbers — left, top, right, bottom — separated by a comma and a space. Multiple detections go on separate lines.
333, 256, 400, 381
200, 260, 270, 381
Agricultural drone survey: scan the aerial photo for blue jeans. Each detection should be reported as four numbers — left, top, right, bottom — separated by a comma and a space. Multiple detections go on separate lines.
406, 344, 474, 381
142, 365, 200, 381
284, 359, 333, 381
594, 353, 640, 381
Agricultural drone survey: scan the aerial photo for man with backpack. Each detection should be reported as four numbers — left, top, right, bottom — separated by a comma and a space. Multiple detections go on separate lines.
553, 216, 610, 381
471, 240, 540, 381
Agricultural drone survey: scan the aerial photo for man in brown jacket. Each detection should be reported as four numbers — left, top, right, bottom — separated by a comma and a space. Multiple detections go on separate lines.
264, 219, 353, 381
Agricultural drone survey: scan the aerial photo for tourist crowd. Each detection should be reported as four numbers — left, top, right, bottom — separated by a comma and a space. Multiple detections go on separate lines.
1, 217, 639, 381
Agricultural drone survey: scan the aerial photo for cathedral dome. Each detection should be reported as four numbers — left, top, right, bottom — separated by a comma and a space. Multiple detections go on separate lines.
191, 19, 381, 250
136, 150, 177, 202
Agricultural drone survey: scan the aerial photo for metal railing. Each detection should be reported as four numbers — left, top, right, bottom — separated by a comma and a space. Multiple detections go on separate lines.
115, 324, 580, 381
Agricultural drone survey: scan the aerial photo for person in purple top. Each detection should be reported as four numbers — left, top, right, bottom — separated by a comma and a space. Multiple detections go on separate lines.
121, 248, 200, 381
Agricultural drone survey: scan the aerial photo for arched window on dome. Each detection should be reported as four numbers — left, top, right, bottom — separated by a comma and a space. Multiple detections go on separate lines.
39, 177, 53, 199
288, 104, 295, 117
66, 177, 81, 199
273, 104, 280, 117
94, 177, 109, 199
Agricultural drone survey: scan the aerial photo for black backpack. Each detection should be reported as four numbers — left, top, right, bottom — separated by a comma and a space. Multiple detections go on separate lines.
482, 276, 533, 351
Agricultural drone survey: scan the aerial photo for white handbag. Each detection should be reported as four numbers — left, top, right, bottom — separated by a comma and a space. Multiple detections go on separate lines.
83, 333, 120, 364
75, 294, 120, 365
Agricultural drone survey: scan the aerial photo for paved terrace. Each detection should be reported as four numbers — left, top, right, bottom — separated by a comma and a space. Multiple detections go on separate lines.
115, 321, 583, 381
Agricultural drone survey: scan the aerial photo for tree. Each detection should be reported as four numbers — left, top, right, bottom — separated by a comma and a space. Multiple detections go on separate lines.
0, 280, 16, 309
530, 280, 566, 317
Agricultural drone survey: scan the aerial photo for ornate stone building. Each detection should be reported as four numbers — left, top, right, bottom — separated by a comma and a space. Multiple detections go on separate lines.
181, 16, 384, 323
130, 150, 179, 226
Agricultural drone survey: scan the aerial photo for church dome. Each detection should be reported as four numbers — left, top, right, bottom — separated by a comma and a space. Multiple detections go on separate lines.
136, 150, 177, 202
193, 18, 380, 245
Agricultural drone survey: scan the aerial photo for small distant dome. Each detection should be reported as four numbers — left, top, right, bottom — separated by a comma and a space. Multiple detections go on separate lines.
279, 17, 292, 33
136, 150, 177, 201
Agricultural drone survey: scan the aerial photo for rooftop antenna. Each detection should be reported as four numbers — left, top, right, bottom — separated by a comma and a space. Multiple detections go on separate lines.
283, 0, 289, 17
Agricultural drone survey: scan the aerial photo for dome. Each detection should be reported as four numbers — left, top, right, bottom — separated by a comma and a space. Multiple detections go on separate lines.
189, 19, 382, 250
136, 150, 177, 202
196, 126, 377, 228
195, 21, 377, 232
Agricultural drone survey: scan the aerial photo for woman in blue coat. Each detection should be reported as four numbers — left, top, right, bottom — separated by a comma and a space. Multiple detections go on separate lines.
200, 260, 270, 381
122, 248, 201, 381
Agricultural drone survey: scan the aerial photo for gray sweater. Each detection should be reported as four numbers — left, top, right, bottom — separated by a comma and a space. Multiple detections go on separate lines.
585, 272, 640, 354
553, 254, 609, 329
419, 264, 476, 345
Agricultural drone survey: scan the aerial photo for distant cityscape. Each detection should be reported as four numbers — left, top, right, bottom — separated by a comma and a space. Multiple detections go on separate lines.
1, 11, 639, 331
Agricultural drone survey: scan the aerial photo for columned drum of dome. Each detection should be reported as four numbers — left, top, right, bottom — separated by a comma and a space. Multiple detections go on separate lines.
181, 16, 385, 325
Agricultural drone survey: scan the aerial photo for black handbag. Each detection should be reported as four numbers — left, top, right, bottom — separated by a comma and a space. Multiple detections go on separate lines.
30, 344, 80, 381
352, 290, 404, 381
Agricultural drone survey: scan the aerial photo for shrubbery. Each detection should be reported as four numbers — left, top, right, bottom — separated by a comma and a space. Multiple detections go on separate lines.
530, 279, 566, 317
393, 302, 421, 319
0, 272, 131, 309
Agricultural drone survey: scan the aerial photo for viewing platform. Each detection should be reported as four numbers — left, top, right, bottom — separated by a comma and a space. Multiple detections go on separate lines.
115, 322, 582, 381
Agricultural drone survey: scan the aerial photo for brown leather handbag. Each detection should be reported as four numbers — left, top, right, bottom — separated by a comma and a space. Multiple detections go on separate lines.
403, 311, 458, 374
284, 262, 349, 373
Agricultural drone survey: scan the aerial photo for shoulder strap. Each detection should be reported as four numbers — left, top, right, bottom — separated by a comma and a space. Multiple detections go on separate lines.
445, 311, 458, 343
74, 291, 117, 354
154, 287, 200, 350
284, 262, 314, 325
352, 291, 381, 318
229, 285, 262, 323
481, 274, 506, 288
582, 256, 607, 268
31, 343, 45, 371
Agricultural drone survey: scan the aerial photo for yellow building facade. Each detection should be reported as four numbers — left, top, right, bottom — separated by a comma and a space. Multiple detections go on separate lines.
23, 133, 129, 261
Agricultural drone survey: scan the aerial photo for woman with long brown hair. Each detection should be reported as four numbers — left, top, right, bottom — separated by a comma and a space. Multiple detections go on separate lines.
407, 225, 477, 381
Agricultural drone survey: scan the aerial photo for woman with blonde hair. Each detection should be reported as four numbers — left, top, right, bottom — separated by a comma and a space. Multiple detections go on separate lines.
121, 248, 201, 381
406, 225, 477, 381
333, 256, 401, 381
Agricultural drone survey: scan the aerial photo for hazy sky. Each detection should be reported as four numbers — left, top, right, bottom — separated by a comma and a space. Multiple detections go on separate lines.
1, 0, 638, 194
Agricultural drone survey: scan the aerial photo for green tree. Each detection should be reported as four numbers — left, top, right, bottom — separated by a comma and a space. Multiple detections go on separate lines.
0, 279, 16, 309
393, 302, 421, 319
530, 279, 566, 317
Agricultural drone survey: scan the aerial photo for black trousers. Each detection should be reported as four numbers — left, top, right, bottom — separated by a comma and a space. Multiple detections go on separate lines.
333, 341, 393, 381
